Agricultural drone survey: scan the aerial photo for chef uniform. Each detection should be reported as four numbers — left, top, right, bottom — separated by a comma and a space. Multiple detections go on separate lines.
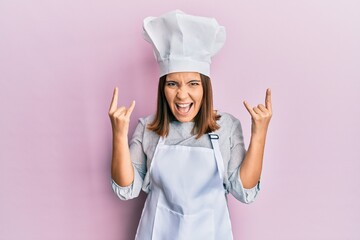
135, 134, 232, 239
133, 10, 232, 239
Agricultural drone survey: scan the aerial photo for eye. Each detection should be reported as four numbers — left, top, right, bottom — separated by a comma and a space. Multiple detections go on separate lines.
166, 81, 177, 87
189, 80, 201, 86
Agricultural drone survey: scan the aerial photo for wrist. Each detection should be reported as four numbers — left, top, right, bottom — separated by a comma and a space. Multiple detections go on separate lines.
250, 132, 267, 144
113, 133, 128, 144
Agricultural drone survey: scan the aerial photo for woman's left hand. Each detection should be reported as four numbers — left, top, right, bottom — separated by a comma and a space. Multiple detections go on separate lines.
243, 88, 273, 136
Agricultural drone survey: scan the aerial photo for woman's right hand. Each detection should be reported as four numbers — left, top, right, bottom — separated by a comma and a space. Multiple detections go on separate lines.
108, 87, 136, 138
109, 87, 136, 186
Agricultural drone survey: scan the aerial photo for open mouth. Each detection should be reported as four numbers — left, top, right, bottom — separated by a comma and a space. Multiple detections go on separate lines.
175, 103, 193, 115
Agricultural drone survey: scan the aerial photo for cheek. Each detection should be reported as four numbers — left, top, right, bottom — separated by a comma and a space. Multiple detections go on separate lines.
196, 88, 204, 104
164, 89, 173, 106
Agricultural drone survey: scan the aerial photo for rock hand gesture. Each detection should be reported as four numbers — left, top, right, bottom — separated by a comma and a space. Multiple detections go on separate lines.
109, 87, 136, 187
240, 88, 272, 189
243, 88, 272, 136
109, 87, 136, 138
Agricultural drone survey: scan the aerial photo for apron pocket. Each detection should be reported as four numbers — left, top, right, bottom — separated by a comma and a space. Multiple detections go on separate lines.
152, 204, 214, 240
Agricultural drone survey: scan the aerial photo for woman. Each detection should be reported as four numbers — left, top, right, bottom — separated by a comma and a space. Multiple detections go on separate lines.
109, 10, 272, 239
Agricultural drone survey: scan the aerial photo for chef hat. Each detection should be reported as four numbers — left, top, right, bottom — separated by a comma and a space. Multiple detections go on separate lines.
143, 10, 226, 77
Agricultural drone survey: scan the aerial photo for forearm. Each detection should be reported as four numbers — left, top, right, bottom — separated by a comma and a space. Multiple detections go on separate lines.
237, 88, 272, 189
239, 132, 266, 188
111, 135, 134, 187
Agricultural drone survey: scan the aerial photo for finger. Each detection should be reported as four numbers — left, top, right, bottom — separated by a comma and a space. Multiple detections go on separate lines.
113, 106, 127, 117
253, 106, 261, 115
257, 104, 268, 112
265, 88, 272, 112
125, 100, 136, 117
109, 87, 119, 113
243, 100, 257, 118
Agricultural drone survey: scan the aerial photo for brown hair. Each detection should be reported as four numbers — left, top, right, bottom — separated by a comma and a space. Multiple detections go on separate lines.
147, 73, 220, 138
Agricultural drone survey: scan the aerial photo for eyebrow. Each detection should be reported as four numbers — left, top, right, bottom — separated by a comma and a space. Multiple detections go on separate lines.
165, 79, 200, 82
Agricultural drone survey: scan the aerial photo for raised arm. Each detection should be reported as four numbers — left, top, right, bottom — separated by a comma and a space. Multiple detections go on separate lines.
108, 87, 136, 186
240, 88, 272, 188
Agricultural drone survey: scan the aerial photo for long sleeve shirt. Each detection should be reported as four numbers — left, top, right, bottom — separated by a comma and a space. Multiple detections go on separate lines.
112, 112, 260, 204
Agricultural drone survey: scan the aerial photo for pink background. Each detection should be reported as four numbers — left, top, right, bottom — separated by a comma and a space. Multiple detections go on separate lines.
1, 0, 359, 239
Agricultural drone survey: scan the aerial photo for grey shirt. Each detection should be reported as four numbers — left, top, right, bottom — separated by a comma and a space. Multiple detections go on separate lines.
112, 112, 260, 204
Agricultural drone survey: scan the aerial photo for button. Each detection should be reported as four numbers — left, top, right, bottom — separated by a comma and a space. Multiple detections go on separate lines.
120, 188, 130, 195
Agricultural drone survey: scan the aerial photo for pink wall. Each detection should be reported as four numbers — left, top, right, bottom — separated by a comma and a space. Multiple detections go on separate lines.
1, 1, 359, 239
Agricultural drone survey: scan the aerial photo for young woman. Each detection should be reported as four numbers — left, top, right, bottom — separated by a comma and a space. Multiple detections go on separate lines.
109, 10, 272, 240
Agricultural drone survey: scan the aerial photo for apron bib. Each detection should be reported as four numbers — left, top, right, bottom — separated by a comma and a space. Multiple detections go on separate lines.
135, 133, 233, 240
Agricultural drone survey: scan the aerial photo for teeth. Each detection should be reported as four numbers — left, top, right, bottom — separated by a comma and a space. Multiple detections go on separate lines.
177, 103, 191, 107
176, 103, 192, 114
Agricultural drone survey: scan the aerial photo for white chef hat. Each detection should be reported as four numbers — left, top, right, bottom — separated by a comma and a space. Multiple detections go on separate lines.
143, 10, 226, 77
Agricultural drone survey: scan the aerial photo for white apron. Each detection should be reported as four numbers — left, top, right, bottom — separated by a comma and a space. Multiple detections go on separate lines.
135, 133, 233, 240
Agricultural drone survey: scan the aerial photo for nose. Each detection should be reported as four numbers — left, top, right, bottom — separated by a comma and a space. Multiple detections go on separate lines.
176, 86, 189, 99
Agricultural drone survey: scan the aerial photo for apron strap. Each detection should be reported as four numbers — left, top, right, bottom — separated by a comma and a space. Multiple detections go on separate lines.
149, 136, 165, 176
208, 133, 224, 180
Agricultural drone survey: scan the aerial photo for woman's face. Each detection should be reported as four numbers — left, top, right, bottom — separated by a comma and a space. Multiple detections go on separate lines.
165, 72, 203, 122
